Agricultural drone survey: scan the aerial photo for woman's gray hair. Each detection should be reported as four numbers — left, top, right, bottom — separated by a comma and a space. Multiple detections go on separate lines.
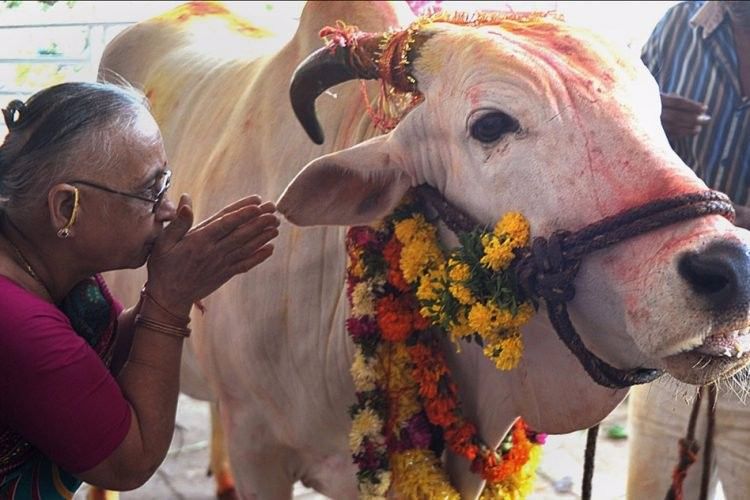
0, 81, 151, 212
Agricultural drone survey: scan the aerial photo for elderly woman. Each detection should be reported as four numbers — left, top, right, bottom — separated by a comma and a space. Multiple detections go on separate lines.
0, 82, 280, 498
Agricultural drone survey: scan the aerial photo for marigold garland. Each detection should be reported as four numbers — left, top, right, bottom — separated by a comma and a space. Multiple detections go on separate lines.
345, 197, 546, 499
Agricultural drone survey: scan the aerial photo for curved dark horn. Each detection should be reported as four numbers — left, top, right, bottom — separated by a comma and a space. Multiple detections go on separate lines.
290, 34, 384, 145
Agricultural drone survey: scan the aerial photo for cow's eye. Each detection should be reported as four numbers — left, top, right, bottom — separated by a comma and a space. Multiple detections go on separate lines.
470, 111, 520, 143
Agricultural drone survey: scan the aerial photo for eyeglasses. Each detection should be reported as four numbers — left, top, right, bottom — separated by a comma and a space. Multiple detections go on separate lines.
69, 170, 172, 213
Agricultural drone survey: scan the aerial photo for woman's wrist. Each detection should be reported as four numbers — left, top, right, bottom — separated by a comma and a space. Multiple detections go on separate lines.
141, 282, 193, 323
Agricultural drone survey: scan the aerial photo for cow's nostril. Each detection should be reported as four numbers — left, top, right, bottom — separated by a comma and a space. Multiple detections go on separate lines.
677, 241, 750, 310
678, 255, 731, 295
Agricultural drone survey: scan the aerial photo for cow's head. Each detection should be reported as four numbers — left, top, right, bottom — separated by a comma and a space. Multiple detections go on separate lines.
278, 13, 750, 387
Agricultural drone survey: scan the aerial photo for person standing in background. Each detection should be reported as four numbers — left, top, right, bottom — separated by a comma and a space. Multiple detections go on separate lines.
641, 0, 749, 225
629, 2, 750, 499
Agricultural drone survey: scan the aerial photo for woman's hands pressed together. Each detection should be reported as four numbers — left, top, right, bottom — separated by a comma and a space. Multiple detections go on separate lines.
145, 194, 280, 316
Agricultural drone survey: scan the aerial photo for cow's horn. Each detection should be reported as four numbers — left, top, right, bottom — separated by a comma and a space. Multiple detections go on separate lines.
290, 33, 385, 145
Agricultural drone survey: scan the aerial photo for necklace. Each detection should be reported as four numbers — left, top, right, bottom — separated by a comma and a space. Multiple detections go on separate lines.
0, 214, 55, 300
3, 234, 54, 301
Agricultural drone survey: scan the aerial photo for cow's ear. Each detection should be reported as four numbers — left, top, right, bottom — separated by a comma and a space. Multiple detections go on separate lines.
277, 135, 411, 226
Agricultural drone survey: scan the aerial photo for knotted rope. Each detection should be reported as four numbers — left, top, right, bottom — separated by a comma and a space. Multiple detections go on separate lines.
665, 384, 717, 500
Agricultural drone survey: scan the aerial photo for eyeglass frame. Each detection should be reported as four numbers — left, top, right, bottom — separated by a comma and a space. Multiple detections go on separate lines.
68, 170, 172, 213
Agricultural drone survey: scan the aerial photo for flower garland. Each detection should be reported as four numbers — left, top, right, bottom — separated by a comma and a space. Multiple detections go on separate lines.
346, 197, 546, 499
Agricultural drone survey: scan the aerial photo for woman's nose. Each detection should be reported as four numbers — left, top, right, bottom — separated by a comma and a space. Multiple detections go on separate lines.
155, 196, 177, 222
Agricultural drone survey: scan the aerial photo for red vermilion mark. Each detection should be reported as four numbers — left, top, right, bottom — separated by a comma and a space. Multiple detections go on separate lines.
174, 1, 229, 22
158, 1, 264, 36
497, 20, 615, 91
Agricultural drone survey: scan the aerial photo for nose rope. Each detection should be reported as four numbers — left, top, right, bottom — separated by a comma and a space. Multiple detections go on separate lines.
415, 185, 735, 389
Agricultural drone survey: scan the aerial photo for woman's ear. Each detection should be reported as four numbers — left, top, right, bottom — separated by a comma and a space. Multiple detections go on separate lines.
47, 184, 79, 238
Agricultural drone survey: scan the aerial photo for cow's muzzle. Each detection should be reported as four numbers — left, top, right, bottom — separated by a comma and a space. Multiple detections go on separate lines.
417, 185, 736, 389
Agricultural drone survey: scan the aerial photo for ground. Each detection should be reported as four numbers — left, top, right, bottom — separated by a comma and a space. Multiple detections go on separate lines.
74, 393, 647, 500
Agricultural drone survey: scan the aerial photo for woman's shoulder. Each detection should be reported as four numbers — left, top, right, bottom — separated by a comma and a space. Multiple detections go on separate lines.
0, 275, 73, 351
0, 274, 64, 318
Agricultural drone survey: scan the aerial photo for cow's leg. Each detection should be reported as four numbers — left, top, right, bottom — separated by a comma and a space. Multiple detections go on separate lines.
218, 401, 295, 500
627, 382, 719, 500
209, 402, 238, 500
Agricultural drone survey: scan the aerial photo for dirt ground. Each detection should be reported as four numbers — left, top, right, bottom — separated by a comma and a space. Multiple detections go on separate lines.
75, 393, 642, 500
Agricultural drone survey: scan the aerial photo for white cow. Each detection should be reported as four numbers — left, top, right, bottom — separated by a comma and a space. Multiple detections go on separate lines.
98, 1, 750, 498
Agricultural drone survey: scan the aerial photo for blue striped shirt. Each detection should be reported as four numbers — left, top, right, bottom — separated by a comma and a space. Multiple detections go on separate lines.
642, 1, 750, 205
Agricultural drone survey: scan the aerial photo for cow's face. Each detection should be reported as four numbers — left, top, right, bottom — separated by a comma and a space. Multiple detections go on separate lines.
279, 19, 750, 385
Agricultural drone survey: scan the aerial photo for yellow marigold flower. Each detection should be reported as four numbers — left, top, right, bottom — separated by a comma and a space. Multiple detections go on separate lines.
447, 311, 473, 348
420, 304, 447, 325
480, 235, 515, 271
394, 218, 420, 245
416, 268, 446, 301
387, 344, 422, 422
468, 302, 516, 336
509, 302, 534, 328
394, 214, 435, 245
401, 239, 442, 283
450, 311, 473, 338
449, 283, 475, 305
448, 260, 471, 282
351, 281, 376, 318
348, 249, 365, 278
480, 442, 541, 499
391, 450, 460, 500
468, 302, 496, 337
349, 407, 384, 452
351, 348, 379, 392
485, 332, 524, 371
495, 212, 530, 248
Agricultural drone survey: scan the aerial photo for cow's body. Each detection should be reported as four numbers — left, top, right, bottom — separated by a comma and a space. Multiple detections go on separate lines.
100, 2, 750, 499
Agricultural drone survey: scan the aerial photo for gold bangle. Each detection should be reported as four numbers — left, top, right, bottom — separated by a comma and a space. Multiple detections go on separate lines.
134, 314, 191, 339
140, 284, 191, 325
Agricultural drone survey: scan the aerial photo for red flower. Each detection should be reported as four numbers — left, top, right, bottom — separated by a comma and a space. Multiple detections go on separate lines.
347, 226, 379, 249
376, 295, 413, 342
413, 308, 430, 330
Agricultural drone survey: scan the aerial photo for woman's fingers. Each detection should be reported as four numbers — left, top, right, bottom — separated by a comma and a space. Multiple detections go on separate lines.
222, 226, 279, 266
193, 195, 267, 230
148, 194, 279, 303
216, 212, 280, 249
200, 202, 277, 241
230, 243, 275, 275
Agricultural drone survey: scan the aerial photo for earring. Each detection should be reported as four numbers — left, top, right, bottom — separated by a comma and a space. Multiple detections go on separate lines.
57, 187, 79, 239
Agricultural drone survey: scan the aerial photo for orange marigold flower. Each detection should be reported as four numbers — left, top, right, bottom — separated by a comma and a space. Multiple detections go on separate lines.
383, 239, 411, 291
426, 396, 458, 427
475, 451, 506, 483
387, 268, 410, 292
377, 295, 413, 342
445, 422, 479, 461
